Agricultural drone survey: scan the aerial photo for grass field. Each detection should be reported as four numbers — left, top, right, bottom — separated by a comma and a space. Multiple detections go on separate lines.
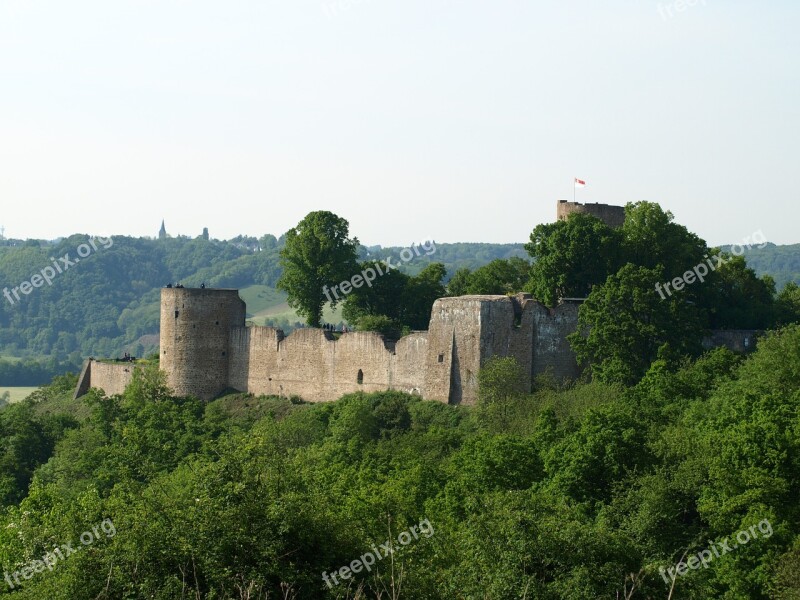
239, 285, 346, 326
0, 387, 40, 403
238, 285, 287, 316
247, 301, 345, 327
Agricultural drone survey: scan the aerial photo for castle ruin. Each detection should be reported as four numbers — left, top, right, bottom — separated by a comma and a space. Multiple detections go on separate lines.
75, 290, 583, 405
74, 201, 759, 405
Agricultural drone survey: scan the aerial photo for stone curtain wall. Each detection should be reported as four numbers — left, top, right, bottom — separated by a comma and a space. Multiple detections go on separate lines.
702, 330, 761, 353
73, 360, 136, 399
226, 326, 429, 402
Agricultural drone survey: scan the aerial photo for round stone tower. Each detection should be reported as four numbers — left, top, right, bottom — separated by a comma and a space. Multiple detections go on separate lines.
160, 287, 245, 400
557, 200, 626, 228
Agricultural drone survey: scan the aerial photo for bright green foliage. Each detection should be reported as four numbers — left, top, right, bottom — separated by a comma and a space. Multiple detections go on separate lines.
621, 201, 707, 284
569, 264, 704, 385
526, 201, 795, 384
0, 391, 78, 506
776, 281, 800, 326
343, 262, 447, 333
277, 211, 360, 328
445, 266, 472, 296
459, 257, 531, 295
477, 356, 528, 405
354, 314, 403, 339
0, 327, 799, 598
477, 356, 530, 432
341, 260, 410, 324
525, 212, 623, 306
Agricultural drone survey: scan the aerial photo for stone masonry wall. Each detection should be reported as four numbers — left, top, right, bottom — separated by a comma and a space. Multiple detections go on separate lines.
160, 288, 246, 400
78, 360, 137, 397
423, 295, 582, 405
530, 300, 582, 381
76, 287, 751, 405
226, 325, 429, 402
702, 330, 761, 353
424, 296, 539, 405
424, 297, 492, 405
557, 200, 626, 228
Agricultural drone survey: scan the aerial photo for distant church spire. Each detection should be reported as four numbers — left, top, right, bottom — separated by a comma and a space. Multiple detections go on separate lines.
159, 220, 167, 240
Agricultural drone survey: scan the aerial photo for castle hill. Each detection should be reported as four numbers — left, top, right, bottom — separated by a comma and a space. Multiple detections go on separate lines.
2, 7, 798, 596
2, 199, 798, 599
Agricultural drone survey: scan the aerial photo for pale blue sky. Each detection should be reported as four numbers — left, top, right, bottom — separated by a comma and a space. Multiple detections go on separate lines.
0, 0, 797, 246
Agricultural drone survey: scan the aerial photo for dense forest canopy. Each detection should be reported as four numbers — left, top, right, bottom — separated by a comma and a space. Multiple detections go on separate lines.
0, 325, 797, 597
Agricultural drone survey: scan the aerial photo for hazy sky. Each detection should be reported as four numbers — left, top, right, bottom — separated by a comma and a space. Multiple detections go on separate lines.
0, 1, 797, 247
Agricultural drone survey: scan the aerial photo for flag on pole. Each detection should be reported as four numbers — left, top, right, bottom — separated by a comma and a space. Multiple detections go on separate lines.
574, 178, 586, 188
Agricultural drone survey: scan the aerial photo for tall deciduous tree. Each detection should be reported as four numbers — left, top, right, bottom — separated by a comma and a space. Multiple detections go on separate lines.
341, 260, 410, 325
277, 211, 359, 328
401, 263, 448, 329
446, 267, 472, 296
568, 264, 704, 385
466, 257, 531, 295
525, 213, 623, 306
620, 201, 707, 285
703, 254, 776, 329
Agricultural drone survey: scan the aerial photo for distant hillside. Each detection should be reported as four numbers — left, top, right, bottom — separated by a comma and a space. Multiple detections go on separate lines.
733, 243, 800, 290
0, 237, 531, 382
0, 232, 797, 385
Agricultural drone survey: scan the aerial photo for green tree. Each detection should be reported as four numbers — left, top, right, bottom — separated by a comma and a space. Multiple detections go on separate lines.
477, 356, 528, 405
620, 201, 708, 284
466, 257, 530, 295
400, 263, 447, 330
446, 267, 472, 296
259, 233, 278, 251
525, 212, 623, 306
703, 254, 776, 329
569, 264, 704, 385
355, 314, 403, 339
775, 281, 800, 326
476, 356, 529, 431
341, 260, 410, 324
276, 211, 359, 327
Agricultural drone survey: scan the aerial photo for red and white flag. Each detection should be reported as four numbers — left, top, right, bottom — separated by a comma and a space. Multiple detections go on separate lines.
574, 178, 586, 188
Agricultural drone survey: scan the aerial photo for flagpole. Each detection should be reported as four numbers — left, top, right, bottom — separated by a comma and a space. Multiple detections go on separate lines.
573, 177, 575, 203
